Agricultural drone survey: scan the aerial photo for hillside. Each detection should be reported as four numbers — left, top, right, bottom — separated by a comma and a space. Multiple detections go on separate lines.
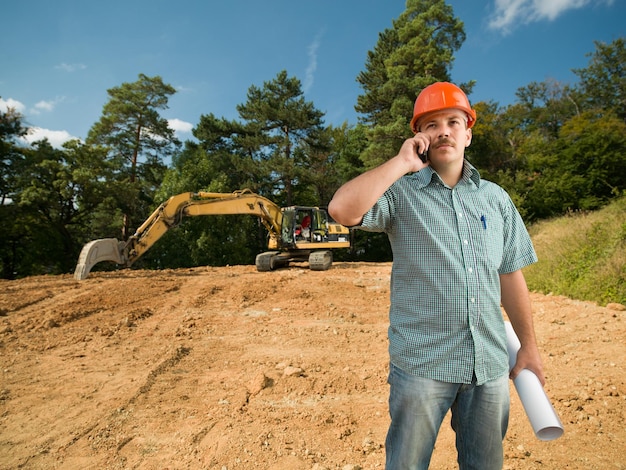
525, 196, 626, 306
1, 262, 624, 469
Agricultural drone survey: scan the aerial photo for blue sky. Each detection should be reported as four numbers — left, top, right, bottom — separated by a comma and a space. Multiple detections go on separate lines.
1, 0, 623, 148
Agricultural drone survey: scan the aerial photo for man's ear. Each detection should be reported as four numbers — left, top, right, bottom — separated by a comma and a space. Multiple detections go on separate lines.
465, 128, 472, 147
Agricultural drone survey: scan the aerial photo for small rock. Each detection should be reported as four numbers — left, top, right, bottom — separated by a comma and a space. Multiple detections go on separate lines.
311, 465, 329, 470
606, 302, 626, 311
42, 318, 60, 329
247, 372, 271, 396
361, 436, 381, 453
283, 366, 304, 377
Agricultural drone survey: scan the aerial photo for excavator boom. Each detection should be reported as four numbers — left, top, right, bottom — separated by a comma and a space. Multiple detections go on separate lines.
74, 190, 283, 280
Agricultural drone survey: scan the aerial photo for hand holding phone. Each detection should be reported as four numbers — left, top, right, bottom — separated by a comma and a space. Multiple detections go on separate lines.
413, 133, 429, 163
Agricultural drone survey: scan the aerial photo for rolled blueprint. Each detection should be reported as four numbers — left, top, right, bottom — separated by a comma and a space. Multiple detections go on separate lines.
505, 321, 564, 441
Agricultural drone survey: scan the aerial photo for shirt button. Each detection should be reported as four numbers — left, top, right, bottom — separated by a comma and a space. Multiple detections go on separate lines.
468, 267, 473, 273
458, 213, 463, 218
463, 239, 469, 245
470, 297, 476, 303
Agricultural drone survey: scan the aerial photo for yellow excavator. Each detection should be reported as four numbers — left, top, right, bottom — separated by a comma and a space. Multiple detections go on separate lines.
73, 189, 351, 280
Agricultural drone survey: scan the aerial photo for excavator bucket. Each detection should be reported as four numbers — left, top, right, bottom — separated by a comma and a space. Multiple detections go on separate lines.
73, 238, 126, 280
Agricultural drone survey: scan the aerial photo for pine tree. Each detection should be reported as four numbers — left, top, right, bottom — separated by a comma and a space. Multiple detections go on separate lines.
236, 70, 327, 206
87, 74, 180, 239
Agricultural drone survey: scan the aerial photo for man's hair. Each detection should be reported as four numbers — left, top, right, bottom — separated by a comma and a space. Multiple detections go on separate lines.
416, 109, 469, 132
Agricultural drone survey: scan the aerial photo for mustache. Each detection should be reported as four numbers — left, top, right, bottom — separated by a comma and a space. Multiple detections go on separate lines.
434, 138, 455, 147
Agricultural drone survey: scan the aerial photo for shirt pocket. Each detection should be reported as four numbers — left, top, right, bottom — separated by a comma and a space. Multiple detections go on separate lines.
475, 210, 505, 272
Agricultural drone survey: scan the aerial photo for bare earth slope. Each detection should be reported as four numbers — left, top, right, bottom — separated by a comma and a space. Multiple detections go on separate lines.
0, 263, 624, 469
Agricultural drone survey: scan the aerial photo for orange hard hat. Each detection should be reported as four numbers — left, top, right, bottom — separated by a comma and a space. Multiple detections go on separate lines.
410, 82, 477, 133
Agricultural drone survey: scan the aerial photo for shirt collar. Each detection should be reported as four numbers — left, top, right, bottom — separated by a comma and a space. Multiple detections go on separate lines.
463, 160, 482, 187
413, 159, 481, 189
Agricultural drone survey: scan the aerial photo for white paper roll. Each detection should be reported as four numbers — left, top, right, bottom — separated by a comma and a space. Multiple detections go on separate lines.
505, 321, 564, 441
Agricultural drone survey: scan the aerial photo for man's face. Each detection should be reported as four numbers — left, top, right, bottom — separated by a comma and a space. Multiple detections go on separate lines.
418, 109, 472, 165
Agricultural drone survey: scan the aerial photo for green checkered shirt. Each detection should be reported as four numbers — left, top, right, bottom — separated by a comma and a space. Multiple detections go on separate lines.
360, 161, 537, 385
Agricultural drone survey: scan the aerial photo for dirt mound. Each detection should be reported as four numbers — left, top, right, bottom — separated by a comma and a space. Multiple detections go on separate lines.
0, 263, 624, 469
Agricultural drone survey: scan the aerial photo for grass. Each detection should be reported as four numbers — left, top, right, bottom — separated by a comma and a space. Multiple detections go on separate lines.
524, 196, 626, 306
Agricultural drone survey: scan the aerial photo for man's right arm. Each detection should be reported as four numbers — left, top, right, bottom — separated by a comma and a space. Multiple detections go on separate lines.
328, 135, 429, 226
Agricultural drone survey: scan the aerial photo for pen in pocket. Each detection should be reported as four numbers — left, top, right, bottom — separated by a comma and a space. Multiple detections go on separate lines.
480, 215, 487, 230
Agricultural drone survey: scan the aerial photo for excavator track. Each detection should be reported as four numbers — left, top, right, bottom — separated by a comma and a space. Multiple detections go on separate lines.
255, 250, 333, 272
255, 252, 281, 272
308, 250, 333, 271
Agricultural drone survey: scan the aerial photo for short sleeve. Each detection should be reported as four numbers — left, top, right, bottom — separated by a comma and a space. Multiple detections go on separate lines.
360, 190, 396, 233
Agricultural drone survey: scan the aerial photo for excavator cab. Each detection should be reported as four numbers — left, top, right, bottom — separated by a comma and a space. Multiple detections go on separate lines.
257, 206, 349, 272
281, 207, 333, 247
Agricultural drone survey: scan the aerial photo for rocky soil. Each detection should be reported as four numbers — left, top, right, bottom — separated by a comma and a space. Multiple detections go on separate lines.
0, 262, 624, 469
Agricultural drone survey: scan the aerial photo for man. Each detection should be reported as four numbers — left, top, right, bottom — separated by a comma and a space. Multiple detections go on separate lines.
328, 82, 545, 469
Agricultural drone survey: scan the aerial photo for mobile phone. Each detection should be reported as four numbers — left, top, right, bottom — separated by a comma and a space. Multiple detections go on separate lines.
417, 149, 428, 163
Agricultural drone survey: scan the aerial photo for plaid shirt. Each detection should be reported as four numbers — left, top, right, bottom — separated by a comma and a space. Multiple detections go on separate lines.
360, 161, 537, 385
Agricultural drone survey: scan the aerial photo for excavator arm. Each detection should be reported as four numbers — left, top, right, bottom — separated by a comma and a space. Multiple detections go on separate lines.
74, 189, 283, 280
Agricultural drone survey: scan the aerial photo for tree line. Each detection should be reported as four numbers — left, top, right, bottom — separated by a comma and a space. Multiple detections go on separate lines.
1, 0, 625, 279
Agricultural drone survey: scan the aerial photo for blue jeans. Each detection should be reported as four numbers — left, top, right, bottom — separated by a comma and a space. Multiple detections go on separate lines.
385, 363, 509, 470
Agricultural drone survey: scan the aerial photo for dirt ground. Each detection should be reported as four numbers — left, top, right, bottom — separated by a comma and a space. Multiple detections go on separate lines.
0, 262, 624, 470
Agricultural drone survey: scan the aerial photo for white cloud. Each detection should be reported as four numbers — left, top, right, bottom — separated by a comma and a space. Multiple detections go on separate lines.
20, 127, 77, 148
303, 31, 324, 94
55, 62, 87, 72
31, 97, 65, 115
34, 100, 55, 112
2, 98, 75, 148
168, 118, 193, 133
175, 84, 194, 93
488, 0, 615, 34
0, 97, 26, 113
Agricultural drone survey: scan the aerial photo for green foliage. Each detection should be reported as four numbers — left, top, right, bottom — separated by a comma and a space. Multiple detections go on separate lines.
0, 138, 120, 277
87, 74, 179, 167
525, 196, 626, 305
516, 110, 626, 220
512, 79, 580, 138
236, 70, 328, 206
466, 100, 517, 178
0, 203, 38, 278
1, 106, 30, 277
0, 105, 28, 204
573, 37, 626, 121
139, 215, 261, 270
470, 37, 626, 224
